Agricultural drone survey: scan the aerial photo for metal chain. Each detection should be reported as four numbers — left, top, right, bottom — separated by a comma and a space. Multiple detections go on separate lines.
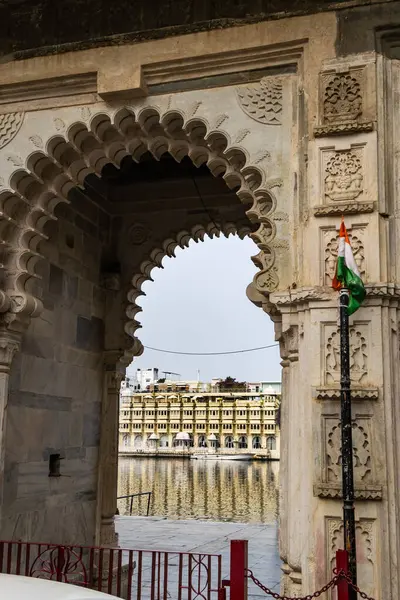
247, 568, 377, 600
246, 569, 341, 600
333, 568, 377, 600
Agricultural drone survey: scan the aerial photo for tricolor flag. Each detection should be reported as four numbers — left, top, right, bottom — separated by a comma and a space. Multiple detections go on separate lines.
332, 219, 366, 315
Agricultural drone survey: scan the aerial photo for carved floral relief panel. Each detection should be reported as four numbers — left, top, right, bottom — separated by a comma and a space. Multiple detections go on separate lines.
324, 416, 372, 485
313, 142, 375, 216
323, 147, 364, 204
324, 322, 369, 386
314, 64, 374, 137
326, 518, 376, 599
322, 225, 366, 286
322, 70, 363, 124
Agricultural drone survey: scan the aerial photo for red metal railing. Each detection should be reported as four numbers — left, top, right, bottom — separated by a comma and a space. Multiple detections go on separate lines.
0, 540, 222, 600
223, 541, 376, 600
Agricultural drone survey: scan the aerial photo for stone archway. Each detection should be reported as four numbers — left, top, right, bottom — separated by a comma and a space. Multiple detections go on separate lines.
0, 59, 391, 599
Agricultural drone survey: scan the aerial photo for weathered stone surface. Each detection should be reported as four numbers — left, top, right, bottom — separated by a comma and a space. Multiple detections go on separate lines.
48, 264, 64, 296
0, 0, 392, 58
76, 316, 104, 352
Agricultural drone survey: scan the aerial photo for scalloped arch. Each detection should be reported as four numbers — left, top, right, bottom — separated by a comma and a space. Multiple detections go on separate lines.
0, 103, 282, 340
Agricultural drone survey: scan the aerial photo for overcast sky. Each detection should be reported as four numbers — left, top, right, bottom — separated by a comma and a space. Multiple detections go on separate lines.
126, 235, 281, 383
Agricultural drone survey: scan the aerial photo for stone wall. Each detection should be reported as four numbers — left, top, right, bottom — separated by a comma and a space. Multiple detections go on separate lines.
0, 189, 109, 545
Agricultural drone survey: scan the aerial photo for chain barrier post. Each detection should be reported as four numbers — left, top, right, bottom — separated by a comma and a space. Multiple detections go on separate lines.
336, 550, 349, 600
230, 540, 248, 600
339, 288, 357, 600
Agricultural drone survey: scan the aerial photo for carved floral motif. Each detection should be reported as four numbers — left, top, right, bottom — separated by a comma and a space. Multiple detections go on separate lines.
324, 151, 363, 203
236, 77, 283, 125
323, 72, 362, 124
326, 419, 371, 483
0, 112, 24, 150
325, 324, 368, 384
327, 518, 375, 599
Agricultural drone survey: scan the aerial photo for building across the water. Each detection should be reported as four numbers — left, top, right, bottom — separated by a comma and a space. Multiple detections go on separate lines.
119, 375, 280, 459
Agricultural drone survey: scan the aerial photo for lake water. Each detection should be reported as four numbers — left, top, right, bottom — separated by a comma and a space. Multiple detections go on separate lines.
117, 457, 280, 523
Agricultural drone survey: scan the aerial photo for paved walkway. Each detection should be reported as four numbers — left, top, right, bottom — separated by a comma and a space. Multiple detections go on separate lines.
116, 516, 281, 598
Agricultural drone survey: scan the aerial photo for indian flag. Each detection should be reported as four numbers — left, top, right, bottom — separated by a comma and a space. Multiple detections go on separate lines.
332, 220, 366, 315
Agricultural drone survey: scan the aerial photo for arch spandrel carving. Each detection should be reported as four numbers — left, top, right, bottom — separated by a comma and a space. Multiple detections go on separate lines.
0, 83, 294, 343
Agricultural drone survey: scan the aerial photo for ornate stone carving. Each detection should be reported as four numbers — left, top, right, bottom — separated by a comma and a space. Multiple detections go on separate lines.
6, 154, 23, 167
314, 68, 374, 137
253, 266, 279, 292
254, 149, 271, 164
128, 223, 149, 246
323, 71, 362, 124
80, 107, 91, 122
313, 201, 374, 217
314, 121, 374, 137
0, 335, 20, 370
326, 518, 375, 599
234, 129, 250, 144
316, 387, 379, 401
324, 150, 363, 203
323, 227, 365, 286
29, 135, 44, 149
325, 323, 368, 385
236, 77, 283, 125
214, 114, 229, 129
326, 418, 371, 483
1, 103, 278, 343
0, 112, 24, 150
54, 118, 66, 131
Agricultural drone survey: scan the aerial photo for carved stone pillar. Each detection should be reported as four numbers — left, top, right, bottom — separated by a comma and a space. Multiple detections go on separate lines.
97, 352, 125, 547
0, 330, 20, 522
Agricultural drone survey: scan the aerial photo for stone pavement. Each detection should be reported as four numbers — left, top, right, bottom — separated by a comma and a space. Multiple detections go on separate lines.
116, 516, 281, 598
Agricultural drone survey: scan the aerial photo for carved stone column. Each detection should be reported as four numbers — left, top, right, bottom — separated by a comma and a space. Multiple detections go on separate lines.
0, 329, 20, 522
97, 351, 125, 547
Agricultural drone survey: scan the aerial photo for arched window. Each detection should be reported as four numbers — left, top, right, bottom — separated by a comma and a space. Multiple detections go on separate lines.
122, 434, 129, 446
198, 435, 207, 448
134, 435, 143, 449
252, 436, 262, 449
225, 436, 234, 449
238, 436, 247, 449
266, 436, 276, 450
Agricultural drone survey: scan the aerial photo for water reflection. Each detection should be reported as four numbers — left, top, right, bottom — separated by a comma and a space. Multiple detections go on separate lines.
118, 458, 279, 523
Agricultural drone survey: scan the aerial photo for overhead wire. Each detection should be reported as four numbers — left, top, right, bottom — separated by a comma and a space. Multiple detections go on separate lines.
143, 343, 279, 356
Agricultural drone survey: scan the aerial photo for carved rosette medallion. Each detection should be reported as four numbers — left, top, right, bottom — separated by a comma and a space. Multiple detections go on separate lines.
0, 112, 24, 149
129, 223, 149, 246
236, 77, 283, 125
324, 150, 363, 203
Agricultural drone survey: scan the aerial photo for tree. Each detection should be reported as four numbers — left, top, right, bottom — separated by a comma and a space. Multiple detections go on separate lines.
218, 376, 246, 391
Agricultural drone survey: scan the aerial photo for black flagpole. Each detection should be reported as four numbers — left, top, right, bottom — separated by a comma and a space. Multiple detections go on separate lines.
339, 288, 357, 598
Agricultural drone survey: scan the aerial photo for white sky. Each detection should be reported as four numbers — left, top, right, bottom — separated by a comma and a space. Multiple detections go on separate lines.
126, 234, 281, 383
